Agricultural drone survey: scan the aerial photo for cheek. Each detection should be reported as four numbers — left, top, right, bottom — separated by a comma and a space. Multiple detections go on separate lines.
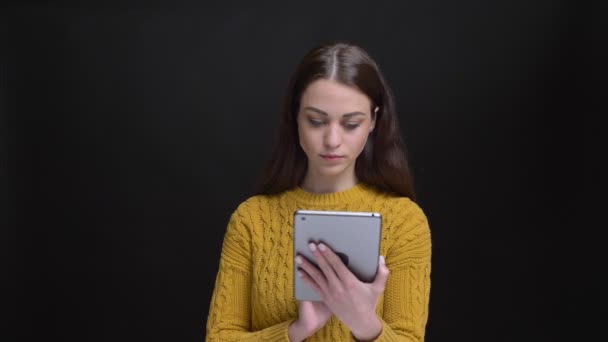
297, 125, 316, 154
348, 131, 370, 153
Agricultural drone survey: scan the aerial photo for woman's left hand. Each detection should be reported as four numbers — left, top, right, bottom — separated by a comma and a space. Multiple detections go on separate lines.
295, 242, 390, 341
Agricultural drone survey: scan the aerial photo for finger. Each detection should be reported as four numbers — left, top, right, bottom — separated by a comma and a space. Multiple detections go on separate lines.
318, 243, 357, 283
308, 243, 341, 285
296, 254, 328, 293
372, 255, 390, 293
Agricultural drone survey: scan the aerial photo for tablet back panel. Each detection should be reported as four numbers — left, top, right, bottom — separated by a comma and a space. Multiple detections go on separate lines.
293, 210, 382, 301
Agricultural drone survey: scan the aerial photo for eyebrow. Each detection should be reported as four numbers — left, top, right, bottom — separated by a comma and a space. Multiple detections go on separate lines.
303, 106, 367, 118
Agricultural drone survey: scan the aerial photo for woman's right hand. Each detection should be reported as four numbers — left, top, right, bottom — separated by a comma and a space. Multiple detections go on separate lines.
288, 300, 332, 342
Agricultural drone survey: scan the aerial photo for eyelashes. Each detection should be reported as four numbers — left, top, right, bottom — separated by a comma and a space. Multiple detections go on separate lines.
308, 119, 361, 130
309, 119, 323, 127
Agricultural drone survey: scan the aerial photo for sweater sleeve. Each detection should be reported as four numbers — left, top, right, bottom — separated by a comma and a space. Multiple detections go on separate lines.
372, 200, 432, 342
205, 201, 294, 341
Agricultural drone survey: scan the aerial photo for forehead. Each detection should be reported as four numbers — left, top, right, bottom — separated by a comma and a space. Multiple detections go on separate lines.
300, 79, 371, 115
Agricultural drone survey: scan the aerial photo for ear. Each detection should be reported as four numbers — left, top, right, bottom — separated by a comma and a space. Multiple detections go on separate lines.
370, 106, 379, 132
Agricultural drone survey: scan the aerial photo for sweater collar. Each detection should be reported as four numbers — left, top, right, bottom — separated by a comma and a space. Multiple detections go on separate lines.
287, 182, 370, 206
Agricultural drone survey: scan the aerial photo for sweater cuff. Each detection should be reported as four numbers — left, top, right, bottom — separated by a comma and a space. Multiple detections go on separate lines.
351, 318, 398, 342
369, 317, 424, 342
261, 318, 296, 341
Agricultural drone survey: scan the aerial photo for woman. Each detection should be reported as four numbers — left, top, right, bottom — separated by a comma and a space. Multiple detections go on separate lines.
206, 42, 431, 341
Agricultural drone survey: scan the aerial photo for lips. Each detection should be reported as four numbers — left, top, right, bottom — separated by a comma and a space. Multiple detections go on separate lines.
320, 154, 344, 161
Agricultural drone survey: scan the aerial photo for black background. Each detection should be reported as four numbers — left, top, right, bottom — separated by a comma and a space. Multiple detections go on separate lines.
6, 1, 603, 341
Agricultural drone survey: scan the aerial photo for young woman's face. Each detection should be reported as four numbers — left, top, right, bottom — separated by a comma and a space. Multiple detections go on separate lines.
297, 79, 376, 181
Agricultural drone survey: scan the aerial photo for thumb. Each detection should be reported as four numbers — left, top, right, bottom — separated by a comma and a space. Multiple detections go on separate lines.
298, 300, 312, 308
372, 255, 390, 292
297, 300, 313, 315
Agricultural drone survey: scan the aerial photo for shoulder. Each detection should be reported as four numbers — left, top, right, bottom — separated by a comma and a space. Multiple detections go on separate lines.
387, 196, 427, 223
380, 196, 432, 265
224, 193, 285, 241
367, 188, 429, 236
364, 185, 427, 221
229, 193, 283, 219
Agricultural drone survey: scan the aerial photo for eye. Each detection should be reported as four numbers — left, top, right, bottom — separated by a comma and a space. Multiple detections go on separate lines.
343, 122, 361, 130
308, 119, 324, 127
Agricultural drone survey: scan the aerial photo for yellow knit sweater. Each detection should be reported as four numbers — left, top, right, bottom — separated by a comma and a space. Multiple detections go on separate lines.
206, 183, 431, 341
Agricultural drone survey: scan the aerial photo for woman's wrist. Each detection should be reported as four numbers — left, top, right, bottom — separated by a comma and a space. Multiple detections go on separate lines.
289, 318, 327, 342
288, 320, 308, 342
350, 315, 383, 342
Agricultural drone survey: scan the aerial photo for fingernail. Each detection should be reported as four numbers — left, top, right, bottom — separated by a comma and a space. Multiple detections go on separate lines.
308, 243, 317, 251
297, 270, 303, 278
318, 243, 326, 252
380, 255, 385, 264
295, 256, 302, 265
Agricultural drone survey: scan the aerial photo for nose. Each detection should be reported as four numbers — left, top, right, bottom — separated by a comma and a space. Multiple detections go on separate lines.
323, 124, 341, 149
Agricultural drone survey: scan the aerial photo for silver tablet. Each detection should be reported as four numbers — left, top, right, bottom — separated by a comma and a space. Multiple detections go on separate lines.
293, 209, 382, 301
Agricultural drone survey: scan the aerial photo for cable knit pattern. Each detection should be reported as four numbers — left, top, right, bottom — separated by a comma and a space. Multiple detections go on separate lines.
206, 183, 431, 341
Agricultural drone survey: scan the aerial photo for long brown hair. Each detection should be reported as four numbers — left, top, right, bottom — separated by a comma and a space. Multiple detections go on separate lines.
254, 42, 416, 200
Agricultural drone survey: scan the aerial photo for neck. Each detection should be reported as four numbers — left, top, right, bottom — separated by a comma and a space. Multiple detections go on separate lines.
300, 170, 358, 194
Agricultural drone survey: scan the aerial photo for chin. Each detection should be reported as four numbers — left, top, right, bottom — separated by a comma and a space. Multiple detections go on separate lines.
315, 164, 350, 177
